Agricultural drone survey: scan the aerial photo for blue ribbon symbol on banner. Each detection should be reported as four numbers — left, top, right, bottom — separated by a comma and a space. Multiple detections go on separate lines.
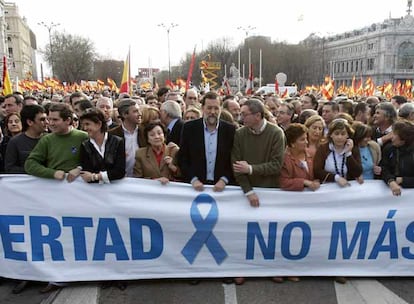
181, 193, 227, 265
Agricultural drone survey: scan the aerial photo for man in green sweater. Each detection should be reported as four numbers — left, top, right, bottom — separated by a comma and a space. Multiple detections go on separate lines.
232, 98, 286, 208
25, 102, 88, 182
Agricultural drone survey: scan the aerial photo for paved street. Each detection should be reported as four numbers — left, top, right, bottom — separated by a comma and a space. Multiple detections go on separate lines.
1, 277, 414, 304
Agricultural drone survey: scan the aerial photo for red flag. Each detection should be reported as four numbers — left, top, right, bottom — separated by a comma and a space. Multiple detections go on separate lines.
364, 77, 375, 96
321, 76, 334, 100
107, 77, 118, 92
119, 50, 130, 94
186, 46, 196, 90
350, 75, 356, 97
274, 76, 279, 95
395, 80, 402, 95
176, 78, 186, 89
165, 79, 175, 90
405, 79, 412, 99
281, 88, 288, 98
245, 63, 254, 95
224, 79, 231, 95
356, 77, 363, 96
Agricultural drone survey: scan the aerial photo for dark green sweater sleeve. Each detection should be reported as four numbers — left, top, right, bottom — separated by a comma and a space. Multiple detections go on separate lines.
25, 136, 56, 178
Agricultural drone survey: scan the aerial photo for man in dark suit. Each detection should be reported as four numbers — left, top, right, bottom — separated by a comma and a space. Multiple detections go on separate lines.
109, 99, 145, 177
177, 91, 236, 191
160, 100, 184, 146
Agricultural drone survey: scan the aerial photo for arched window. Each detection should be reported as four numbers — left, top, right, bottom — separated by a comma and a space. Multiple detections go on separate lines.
398, 41, 414, 69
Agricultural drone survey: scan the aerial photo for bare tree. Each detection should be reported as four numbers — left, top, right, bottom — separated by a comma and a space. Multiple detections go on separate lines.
43, 31, 96, 82
162, 35, 320, 90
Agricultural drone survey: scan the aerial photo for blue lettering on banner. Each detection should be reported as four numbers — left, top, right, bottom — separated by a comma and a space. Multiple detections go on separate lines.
93, 218, 129, 261
0, 215, 163, 262
368, 210, 398, 259
281, 222, 311, 260
30, 216, 64, 261
130, 218, 163, 259
62, 217, 93, 261
246, 222, 277, 259
0, 215, 27, 261
181, 194, 227, 264
329, 210, 404, 260
329, 221, 370, 259
246, 222, 311, 260
402, 222, 414, 259
3, 208, 414, 265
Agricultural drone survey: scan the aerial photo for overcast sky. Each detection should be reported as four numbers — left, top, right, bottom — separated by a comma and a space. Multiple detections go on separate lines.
13, 0, 409, 76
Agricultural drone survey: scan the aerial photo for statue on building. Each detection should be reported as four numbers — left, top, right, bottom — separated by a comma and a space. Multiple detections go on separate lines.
229, 63, 240, 79
227, 63, 245, 93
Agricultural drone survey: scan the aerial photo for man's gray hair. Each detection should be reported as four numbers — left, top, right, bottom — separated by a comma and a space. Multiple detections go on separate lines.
244, 98, 265, 118
161, 100, 182, 119
96, 96, 113, 108
376, 102, 397, 123
399, 102, 414, 119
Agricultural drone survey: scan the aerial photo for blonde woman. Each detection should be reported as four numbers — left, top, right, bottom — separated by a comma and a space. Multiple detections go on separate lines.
304, 115, 325, 158
139, 106, 161, 146
184, 106, 202, 121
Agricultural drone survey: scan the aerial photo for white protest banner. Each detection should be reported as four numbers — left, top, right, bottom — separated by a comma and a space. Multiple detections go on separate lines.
0, 175, 413, 282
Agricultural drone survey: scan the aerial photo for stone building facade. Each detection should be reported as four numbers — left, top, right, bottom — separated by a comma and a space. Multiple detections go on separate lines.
3, 2, 37, 82
312, 6, 414, 87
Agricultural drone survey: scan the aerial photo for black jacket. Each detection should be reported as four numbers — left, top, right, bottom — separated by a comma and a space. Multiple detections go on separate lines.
80, 134, 125, 181
177, 118, 236, 185
381, 143, 414, 188
0, 135, 10, 173
167, 119, 184, 146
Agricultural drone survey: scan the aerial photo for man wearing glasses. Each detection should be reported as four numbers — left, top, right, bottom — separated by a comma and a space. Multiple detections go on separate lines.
232, 98, 285, 208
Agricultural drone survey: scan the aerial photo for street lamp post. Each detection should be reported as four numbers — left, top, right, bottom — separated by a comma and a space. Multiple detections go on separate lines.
237, 25, 256, 37
38, 21, 60, 78
158, 23, 178, 81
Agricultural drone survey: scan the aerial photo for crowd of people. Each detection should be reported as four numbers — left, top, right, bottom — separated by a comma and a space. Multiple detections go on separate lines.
0, 87, 414, 292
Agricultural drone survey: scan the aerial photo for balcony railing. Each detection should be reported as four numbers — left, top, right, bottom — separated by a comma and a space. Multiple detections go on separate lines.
395, 69, 414, 73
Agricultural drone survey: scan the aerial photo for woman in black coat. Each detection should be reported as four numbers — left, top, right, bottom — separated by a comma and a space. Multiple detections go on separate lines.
79, 108, 125, 183
381, 119, 414, 196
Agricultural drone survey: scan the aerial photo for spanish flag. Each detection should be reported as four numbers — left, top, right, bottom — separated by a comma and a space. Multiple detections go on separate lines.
186, 45, 196, 90
2, 56, 12, 95
119, 50, 130, 94
107, 77, 118, 93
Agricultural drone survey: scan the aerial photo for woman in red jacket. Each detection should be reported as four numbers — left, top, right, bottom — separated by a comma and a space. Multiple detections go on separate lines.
280, 123, 320, 191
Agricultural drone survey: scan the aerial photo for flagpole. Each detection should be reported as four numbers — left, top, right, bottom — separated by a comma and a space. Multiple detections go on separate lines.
128, 46, 131, 95
248, 48, 251, 94
248, 48, 251, 79
259, 49, 262, 88
238, 49, 241, 92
